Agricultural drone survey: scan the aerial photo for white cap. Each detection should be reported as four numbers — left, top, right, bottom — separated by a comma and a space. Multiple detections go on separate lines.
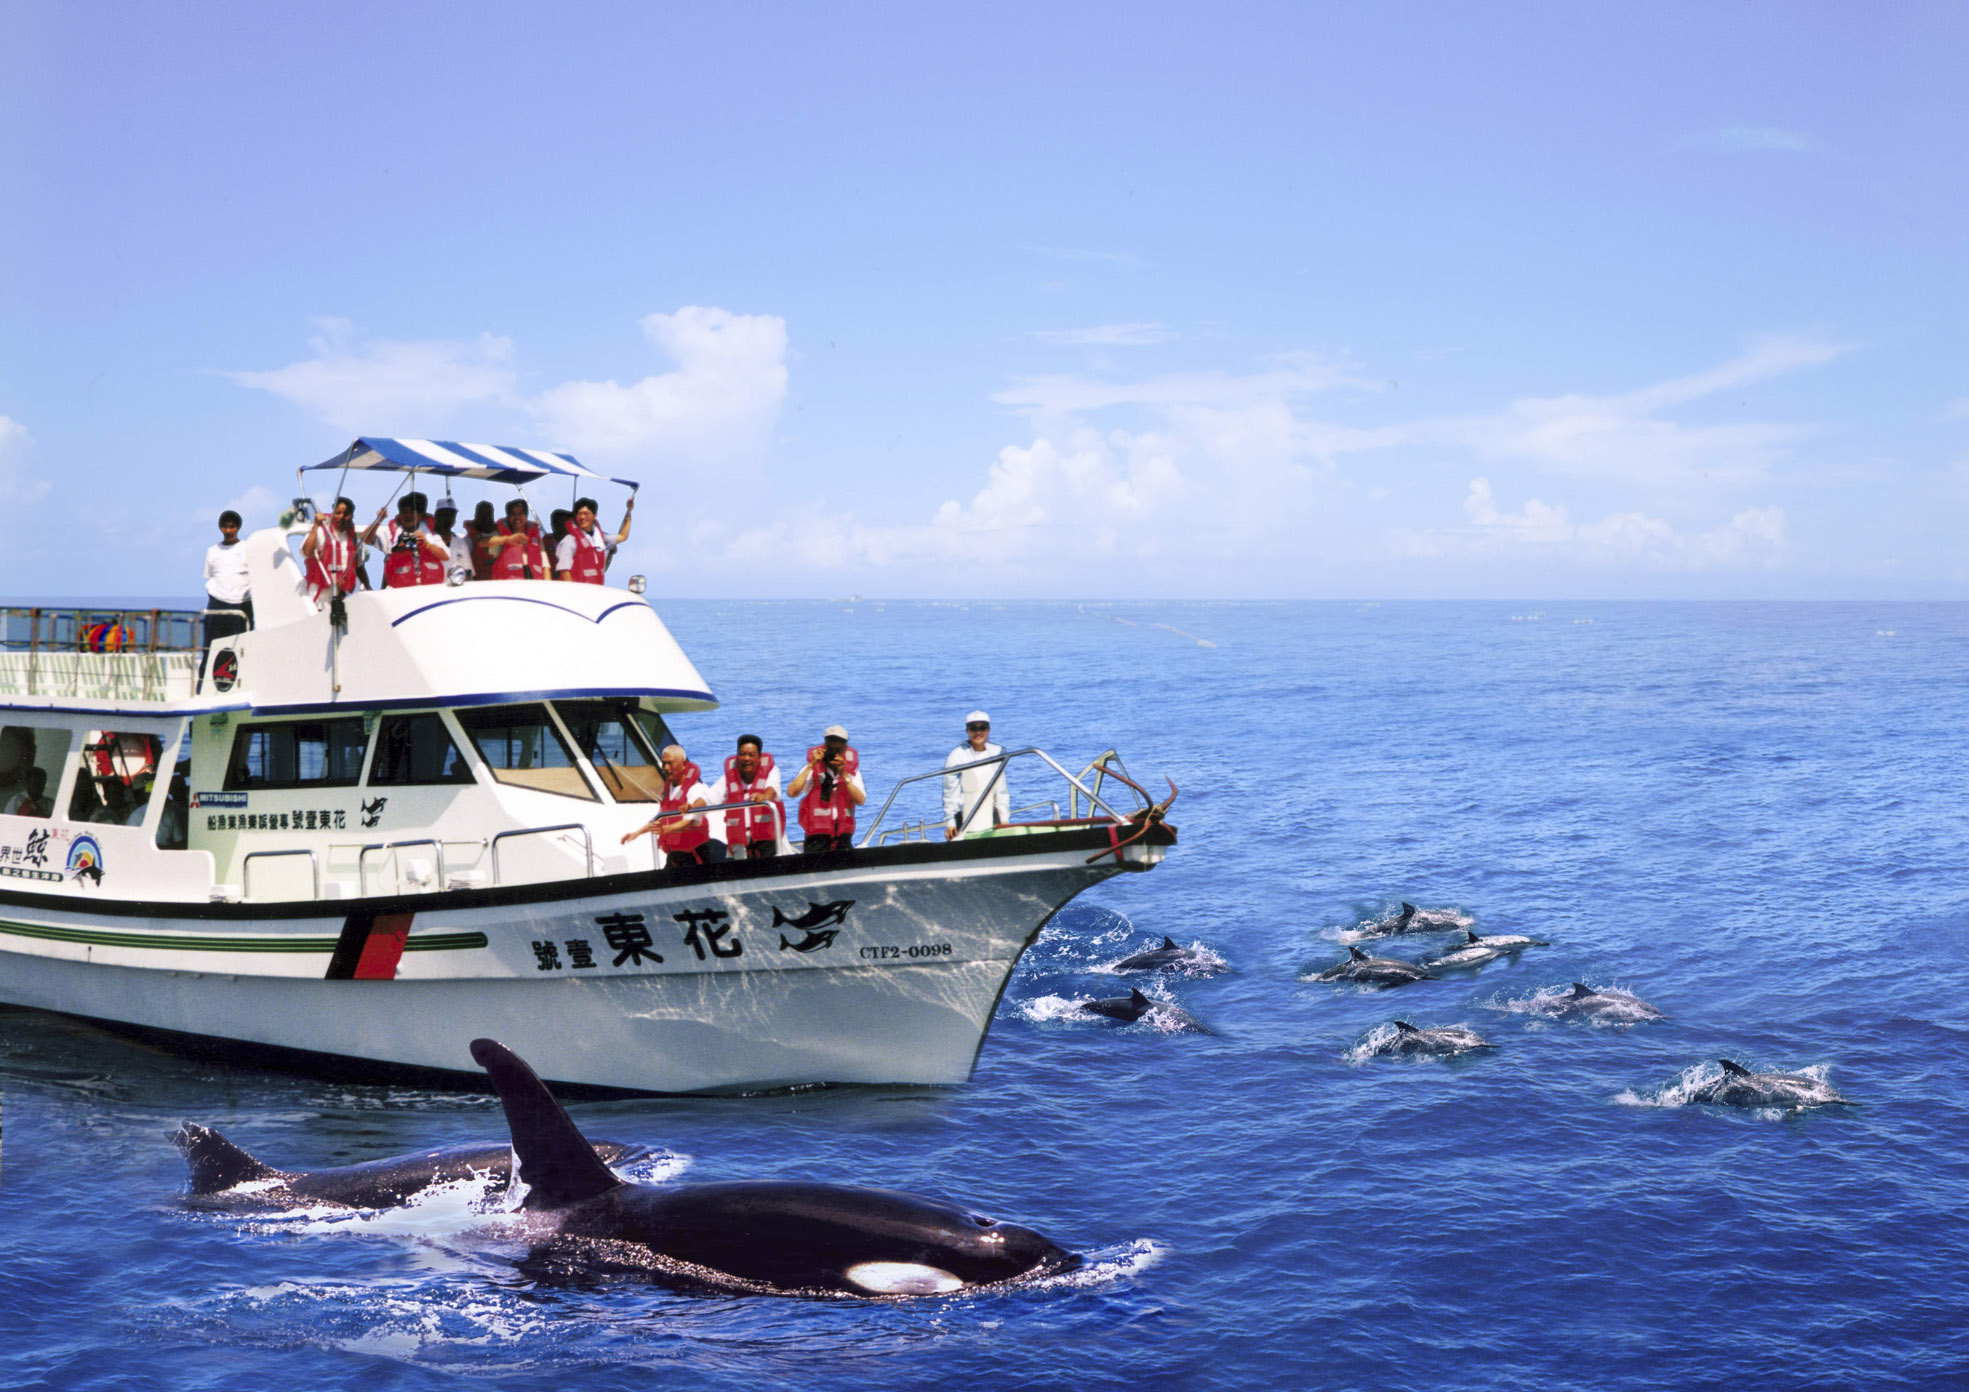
966, 710, 991, 725
435, 496, 458, 512
823, 724, 849, 741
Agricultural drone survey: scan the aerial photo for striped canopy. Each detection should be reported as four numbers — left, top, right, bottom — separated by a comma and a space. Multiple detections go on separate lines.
306, 437, 638, 490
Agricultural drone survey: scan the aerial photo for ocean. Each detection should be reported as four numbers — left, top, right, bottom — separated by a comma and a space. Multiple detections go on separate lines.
3, 600, 1965, 1390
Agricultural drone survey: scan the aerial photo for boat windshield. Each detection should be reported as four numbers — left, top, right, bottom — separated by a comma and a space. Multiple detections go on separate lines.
456, 704, 596, 801
552, 699, 670, 803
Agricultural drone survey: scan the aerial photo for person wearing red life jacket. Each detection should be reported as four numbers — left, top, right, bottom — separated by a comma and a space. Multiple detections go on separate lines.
301, 496, 361, 606
463, 501, 500, 580
721, 734, 784, 860
619, 745, 727, 867
786, 724, 865, 856
487, 499, 549, 580
361, 493, 448, 588
554, 494, 635, 584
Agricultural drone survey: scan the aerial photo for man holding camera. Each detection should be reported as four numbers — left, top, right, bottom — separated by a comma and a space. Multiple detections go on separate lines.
788, 724, 865, 855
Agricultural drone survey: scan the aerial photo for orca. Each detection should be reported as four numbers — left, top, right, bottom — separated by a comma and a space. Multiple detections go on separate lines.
470, 1038, 1078, 1296
772, 900, 854, 931
1112, 935, 1219, 973
1077, 988, 1212, 1033
1425, 929, 1548, 971
173, 1121, 644, 1211
1311, 945, 1435, 988
1688, 1059, 1850, 1111
1364, 1020, 1493, 1058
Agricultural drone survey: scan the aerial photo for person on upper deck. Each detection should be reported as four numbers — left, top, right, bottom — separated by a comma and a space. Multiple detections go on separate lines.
555, 495, 635, 584
301, 496, 360, 605
431, 498, 471, 576
463, 501, 500, 580
620, 744, 726, 867
721, 734, 784, 860
787, 724, 864, 856
488, 498, 549, 580
204, 510, 253, 632
943, 709, 1009, 840
363, 492, 449, 588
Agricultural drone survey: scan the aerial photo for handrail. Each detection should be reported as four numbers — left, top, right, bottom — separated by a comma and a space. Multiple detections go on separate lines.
242, 848, 320, 901
490, 822, 595, 884
358, 838, 448, 896
858, 747, 1144, 849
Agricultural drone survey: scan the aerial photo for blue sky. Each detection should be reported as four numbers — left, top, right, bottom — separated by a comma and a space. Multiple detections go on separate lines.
3, 1, 1965, 598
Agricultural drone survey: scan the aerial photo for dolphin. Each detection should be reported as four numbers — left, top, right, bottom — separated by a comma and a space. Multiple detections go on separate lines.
470, 1037, 1078, 1296
1311, 945, 1435, 988
1112, 935, 1218, 973
1688, 1059, 1850, 1111
1077, 988, 1213, 1033
1547, 982, 1666, 1025
772, 900, 854, 931
1364, 1020, 1494, 1059
172, 1122, 645, 1211
1425, 929, 1548, 971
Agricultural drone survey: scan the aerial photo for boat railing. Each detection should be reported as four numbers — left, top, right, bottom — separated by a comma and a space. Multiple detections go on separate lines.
859, 748, 1147, 848
242, 848, 321, 902
359, 838, 449, 896
0, 606, 210, 702
490, 822, 596, 884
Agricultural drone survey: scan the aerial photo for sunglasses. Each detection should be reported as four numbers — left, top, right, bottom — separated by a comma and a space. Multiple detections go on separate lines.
967, 723, 990, 731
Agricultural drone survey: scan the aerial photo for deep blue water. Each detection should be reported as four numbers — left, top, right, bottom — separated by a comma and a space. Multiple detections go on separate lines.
4, 601, 1967, 1390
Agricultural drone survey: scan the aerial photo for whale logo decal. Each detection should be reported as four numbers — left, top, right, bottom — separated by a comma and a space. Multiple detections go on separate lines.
771, 900, 853, 932
778, 928, 841, 954
66, 834, 105, 887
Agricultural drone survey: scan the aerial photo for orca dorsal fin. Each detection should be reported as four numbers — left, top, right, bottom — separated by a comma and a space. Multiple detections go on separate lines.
1349, 945, 1370, 961
1393, 1020, 1418, 1034
1130, 989, 1152, 1006
470, 1038, 624, 1209
173, 1122, 285, 1194
1162, 936, 1178, 949
1570, 982, 1595, 998
1719, 1059, 1752, 1077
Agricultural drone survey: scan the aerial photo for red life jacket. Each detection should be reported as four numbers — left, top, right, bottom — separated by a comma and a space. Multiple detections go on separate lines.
722, 751, 781, 846
382, 521, 444, 588
305, 524, 359, 601
797, 745, 860, 838
658, 761, 710, 854
463, 521, 497, 580
565, 525, 609, 584
491, 520, 546, 580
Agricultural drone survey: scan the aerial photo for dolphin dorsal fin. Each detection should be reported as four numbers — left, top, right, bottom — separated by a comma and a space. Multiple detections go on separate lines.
470, 1038, 624, 1209
1569, 982, 1595, 998
1393, 1020, 1418, 1034
1348, 945, 1370, 961
1400, 903, 1416, 916
173, 1122, 284, 1194
1719, 1059, 1751, 1077
1130, 989, 1152, 1006
1162, 936, 1177, 949
1463, 930, 1480, 943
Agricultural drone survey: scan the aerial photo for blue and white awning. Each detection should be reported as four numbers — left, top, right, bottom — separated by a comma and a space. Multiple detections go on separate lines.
306, 437, 638, 490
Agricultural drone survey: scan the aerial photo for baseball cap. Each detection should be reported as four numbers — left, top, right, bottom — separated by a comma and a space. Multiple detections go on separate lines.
823, 724, 849, 741
966, 710, 991, 726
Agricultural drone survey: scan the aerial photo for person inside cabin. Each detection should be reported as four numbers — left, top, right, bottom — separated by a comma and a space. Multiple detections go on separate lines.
431, 497, 471, 576
620, 744, 727, 867
204, 509, 253, 635
547, 509, 573, 577
943, 709, 1010, 839
787, 724, 865, 856
488, 498, 549, 580
721, 734, 784, 860
5, 767, 51, 819
555, 495, 634, 584
88, 773, 144, 827
301, 496, 361, 605
464, 501, 500, 580
363, 492, 449, 588
0, 727, 35, 814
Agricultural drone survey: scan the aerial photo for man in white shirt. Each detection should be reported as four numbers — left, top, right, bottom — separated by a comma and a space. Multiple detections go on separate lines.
555, 494, 634, 583
943, 710, 1010, 840
431, 498, 472, 576
203, 510, 253, 634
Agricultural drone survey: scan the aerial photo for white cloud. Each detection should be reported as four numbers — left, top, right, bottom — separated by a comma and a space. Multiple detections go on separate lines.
997, 352, 1371, 419
0, 415, 49, 508
1034, 322, 1176, 347
1694, 126, 1823, 154
228, 319, 517, 433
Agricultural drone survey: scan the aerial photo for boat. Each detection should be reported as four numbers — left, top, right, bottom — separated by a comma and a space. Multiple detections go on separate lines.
0, 438, 1176, 1094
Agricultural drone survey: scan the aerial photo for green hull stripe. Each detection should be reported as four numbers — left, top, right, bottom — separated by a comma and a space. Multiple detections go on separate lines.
0, 919, 487, 955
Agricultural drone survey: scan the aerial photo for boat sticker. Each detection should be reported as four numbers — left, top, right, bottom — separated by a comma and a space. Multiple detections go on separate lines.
360, 796, 387, 829
779, 927, 841, 953
65, 834, 104, 888
191, 791, 248, 810
0, 828, 63, 883
676, 907, 743, 960
771, 900, 854, 931
212, 650, 239, 693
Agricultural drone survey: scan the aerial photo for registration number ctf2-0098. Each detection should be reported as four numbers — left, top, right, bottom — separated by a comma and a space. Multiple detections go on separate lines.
858, 943, 955, 961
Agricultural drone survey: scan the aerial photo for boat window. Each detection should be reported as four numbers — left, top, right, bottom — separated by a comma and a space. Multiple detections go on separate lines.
0, 723, 70, 820
68, 731, 160, 826
368, 713, 475, 787
154, 727, 190, 850
456, 704, 596, 801
224, 719, 367, 791
553, 699, 667, 803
